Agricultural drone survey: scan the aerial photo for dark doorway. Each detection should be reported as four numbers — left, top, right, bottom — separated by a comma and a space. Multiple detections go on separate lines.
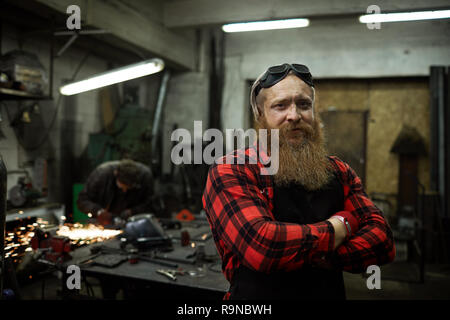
320, 110, 368, 185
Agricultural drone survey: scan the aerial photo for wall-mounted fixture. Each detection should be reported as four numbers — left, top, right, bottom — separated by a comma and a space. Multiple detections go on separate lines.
360, 9, 450, 24
60, 58, 164, 96
222, 18, 309, 33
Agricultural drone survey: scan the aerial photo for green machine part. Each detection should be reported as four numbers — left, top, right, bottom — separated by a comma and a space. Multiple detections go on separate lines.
87, 105, 153, 168
87, 133, 115, 169
113, 105, 153, 161
72, 183, 88, 223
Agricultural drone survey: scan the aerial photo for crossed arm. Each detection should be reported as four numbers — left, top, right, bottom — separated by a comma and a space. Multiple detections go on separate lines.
203, 157, 395, 275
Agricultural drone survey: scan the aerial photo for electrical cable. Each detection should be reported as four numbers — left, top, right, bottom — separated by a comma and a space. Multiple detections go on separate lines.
19, 94, 63, 151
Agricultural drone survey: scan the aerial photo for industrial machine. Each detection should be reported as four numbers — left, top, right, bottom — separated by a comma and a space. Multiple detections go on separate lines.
8, 176, 42, 208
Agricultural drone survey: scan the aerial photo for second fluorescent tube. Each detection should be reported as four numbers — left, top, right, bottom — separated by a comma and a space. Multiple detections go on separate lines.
222, 18, 310, 33
360, 9, 450, 23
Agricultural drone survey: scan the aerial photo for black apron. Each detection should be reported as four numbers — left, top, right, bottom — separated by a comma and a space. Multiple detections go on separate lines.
229, 174, 346, 300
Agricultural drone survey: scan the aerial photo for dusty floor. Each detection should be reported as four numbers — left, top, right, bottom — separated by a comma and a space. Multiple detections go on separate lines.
14, 261, 450, 300
344, 262, 450, 300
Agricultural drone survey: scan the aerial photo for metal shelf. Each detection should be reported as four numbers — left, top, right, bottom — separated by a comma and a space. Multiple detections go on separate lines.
0, 13, 54, 102
0, 87, 51, 101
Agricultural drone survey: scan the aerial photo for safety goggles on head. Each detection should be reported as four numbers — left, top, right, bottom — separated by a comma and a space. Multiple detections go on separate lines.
254, 63, 314, 97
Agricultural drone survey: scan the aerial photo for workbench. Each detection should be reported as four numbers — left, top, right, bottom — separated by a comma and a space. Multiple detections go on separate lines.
60, 220, 229, 300
6, 203, 65, 223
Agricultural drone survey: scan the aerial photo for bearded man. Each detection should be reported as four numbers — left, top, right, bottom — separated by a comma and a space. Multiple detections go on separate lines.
202, 63, 395, 300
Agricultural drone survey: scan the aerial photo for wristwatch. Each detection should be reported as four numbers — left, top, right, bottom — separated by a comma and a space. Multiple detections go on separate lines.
332, 215, 352, 238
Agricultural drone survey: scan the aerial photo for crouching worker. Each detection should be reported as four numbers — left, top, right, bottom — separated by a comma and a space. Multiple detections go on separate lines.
77, 159, 154, 226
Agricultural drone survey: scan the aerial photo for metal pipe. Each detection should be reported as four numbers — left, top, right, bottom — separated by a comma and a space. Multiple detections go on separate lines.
437, 72, 446, 218
429, 66, 446, 215
447, 66, 450, 219
152, 70, 170, 146
419, 182, 426, 283
56, 33, 79, 58
151, 70, 170, 166
0, 156, 7, 299
0, 18, 3, 55
49, 18, 54, 99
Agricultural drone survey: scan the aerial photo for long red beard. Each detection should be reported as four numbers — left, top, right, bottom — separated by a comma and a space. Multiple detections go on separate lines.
256, 115, 332, 190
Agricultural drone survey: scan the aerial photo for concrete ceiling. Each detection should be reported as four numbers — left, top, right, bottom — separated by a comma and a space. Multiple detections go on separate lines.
31, 0, 196, 70
164, 0, 450, 27
0, 0, 143, 65
5, 0, 449, 72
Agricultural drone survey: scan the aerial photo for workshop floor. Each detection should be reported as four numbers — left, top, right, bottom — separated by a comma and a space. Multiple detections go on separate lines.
16, 262, 450, 300
344, 262, 450, 300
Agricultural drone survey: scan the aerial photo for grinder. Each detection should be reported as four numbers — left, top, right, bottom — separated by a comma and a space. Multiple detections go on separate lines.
121, 213, 172, 251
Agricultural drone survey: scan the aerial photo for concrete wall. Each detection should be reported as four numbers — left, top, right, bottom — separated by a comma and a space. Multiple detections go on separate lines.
161, 71, 210, 174
161, 29, 211, 175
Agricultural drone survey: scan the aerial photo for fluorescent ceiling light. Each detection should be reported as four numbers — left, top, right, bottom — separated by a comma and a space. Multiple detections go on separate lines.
359, 9, 450, 23
222, 18, 309, 33
60, 58, 164, 95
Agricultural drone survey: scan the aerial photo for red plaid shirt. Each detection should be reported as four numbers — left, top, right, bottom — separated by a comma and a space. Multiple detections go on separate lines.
202, 146, 395, 294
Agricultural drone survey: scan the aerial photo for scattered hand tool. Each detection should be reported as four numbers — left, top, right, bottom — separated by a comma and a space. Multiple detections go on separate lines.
155, 268, 186, 281
156, 269, 177, 281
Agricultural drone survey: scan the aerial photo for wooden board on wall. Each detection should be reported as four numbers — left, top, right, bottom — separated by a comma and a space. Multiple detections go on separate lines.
320, 110, 368, 185
366, 78, 430, 197
315, 78, 429, 200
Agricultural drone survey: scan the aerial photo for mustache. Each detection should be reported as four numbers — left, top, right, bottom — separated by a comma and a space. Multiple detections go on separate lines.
279, 121, 315, 139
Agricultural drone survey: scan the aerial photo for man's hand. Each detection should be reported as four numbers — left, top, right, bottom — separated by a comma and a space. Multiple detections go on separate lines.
97, 209, 112, 226
327, 217, 348, 249
328, 211, 359, 249
309, 218, 347, 270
